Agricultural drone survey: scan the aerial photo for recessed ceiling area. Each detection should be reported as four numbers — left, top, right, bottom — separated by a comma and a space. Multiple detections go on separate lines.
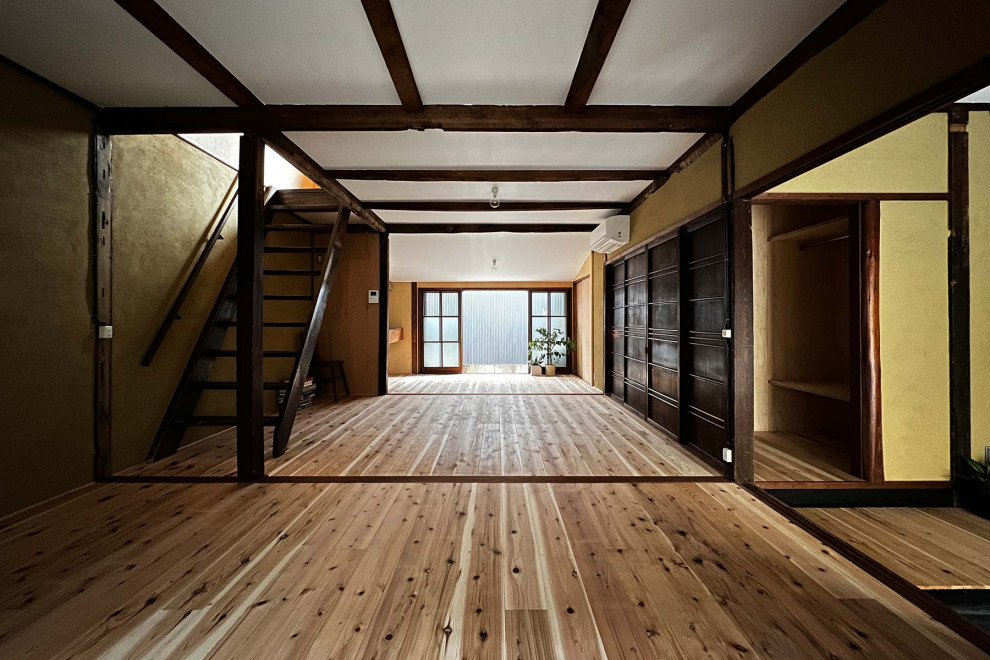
390, 0, 598, 104
390, 233, 592, 282
590, 0, 843, 105
0, 0, 232, 107
159, 0, 399, 104
285, 131, 702, 169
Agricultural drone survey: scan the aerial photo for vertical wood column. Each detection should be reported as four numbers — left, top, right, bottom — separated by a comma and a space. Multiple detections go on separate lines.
948, 108, 971, 492
727, 135, 755, 484
379, 232, 390, 394
410, 282, 419, 374
860, 200, 884, 482
93, 133, 113, 480
237, 134, 265, 480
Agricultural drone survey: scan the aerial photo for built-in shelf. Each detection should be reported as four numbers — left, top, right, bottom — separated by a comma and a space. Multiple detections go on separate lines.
768, 216, 848, 245
388, 327, 404, 344
769, 379, 851, 402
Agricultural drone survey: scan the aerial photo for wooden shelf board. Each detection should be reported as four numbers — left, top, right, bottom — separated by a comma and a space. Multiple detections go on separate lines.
769, 379, 851, 402
388, 327, 404, 344
768, 216, 848, 244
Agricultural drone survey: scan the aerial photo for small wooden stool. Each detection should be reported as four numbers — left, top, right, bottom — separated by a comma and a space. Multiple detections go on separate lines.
317, 360, 350, 402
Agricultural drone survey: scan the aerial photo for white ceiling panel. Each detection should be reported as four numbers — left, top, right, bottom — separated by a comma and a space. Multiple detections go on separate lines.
390, 233, 591, 282
286, 131, 702, 169
959, 86, 990, 103
590, 0, 843, 105
0, 0, 233, 107
379, 210, 612, 225
160, 0, 398, 104
391, 0, 597, 104
339, 180, 648, 202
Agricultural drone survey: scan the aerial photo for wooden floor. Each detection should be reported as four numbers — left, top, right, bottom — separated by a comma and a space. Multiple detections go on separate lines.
388, 373, 600, 394
0, 480, 982, 658
121, 392, 716, 478
754, 431, 860, 482
804, 506, 990, 590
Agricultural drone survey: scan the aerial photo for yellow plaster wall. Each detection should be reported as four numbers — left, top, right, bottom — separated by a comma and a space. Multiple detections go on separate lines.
0, 62, 94, 515
732, 0, 990, 190
971, 111, 990, 462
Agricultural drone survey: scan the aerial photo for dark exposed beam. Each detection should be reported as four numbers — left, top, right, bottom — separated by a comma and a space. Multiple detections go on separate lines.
263, 133, 387, 232
324, 169, 663, 182
948, 107, 971, 496
97, 104, 732, 134
112, 0, 261, 107
360, 0, 423, 112
388, 223, 596, 233
565, 0, 632, 112
368, 201, 622, 212
731, 0, 887, 119
236, 134, 266, 481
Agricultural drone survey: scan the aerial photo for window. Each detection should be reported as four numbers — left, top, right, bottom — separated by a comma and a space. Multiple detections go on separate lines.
422, 290, 460, 371
531, 290, 569, 367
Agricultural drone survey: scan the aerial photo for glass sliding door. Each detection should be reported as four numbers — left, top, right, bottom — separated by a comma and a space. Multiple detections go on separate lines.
530, 289, 571, 370
462, 290, 529, 373
421, 290, 461, 373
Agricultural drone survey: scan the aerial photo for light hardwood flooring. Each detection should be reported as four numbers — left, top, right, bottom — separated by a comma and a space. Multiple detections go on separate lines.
121, 393, 716, 478
754, 431, 860, 482
388, 373, 600, 394
804, 506, 990, 590
0, 480, 982, 658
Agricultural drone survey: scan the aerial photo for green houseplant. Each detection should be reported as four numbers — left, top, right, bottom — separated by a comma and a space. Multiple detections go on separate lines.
527, 327, 576, 377
958, 456, 990, 520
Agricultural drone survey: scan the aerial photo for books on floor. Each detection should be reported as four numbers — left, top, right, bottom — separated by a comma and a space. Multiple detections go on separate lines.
278, 376, 316, 409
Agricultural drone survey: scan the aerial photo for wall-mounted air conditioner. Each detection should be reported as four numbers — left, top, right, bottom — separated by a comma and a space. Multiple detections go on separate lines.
589, 215, 630, 254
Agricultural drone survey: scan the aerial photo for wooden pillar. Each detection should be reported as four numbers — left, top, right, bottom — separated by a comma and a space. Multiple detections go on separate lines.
411, 282, 419, 374
237, 134, 265, 480
93, 133, 113, 481
860, 200, 884, 482
726, 134, 755, 485
948, 108, 971, 493
379, 232, 390, 394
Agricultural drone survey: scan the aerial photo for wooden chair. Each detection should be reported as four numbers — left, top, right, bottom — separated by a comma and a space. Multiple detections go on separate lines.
316, 360, 350, 402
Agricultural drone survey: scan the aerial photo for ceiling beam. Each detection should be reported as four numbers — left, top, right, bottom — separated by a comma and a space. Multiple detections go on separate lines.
112, 0, 261, 107
324, 169, 663, 182
565, 0, 632, 112
367, 201, 622, 212
360, 0, 423, 112
388, 224, 596, 233
97, 104, 731, 134
112, 0, 384, 230
263, 135, 387, 231
731, 0, 887, 119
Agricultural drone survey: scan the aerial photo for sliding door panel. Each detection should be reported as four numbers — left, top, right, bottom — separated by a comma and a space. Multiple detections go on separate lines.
648, 235, 680, 437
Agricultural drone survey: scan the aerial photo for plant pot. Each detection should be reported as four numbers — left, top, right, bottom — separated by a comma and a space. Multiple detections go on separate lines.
530, 365, 543, 376
544, 364, 556, 377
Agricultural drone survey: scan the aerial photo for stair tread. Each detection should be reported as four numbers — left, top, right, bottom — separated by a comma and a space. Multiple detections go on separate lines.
264, 246, 327, 253
206, 349, 299, 357
188, 415, 279, 426
264, 269, 321, 276
264, 224, 335, 231
217, 321, 308, 327
195, 381, 287, 390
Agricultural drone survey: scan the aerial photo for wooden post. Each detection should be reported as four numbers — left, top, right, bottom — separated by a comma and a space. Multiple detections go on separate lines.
411, 282, 419, 374
948, 108, 971, 496
93, 133, 113, 481
379, 232, 390, 394
860, 200, 884, 482
236, 134, 265, 480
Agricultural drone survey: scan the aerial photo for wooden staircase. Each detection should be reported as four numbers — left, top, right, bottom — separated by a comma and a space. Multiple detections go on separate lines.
146, 201, 351, 462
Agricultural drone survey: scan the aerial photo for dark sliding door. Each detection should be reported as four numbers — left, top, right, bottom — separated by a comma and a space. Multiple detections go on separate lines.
606, 209, 729, 472
681, 213, 729, 466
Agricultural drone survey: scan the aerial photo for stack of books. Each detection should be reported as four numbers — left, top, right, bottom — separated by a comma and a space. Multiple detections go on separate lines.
278, 377, 317, 410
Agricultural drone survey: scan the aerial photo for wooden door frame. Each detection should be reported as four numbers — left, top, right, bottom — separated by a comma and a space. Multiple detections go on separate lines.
418, 288, 463, 374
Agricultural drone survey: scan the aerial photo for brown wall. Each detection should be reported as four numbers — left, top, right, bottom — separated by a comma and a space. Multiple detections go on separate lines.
317, 233, 381, 395
388, 281, 413, 375
0, 62, 95, 515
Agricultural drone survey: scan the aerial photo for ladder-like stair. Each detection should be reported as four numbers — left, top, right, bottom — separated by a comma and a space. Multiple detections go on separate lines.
146, 203, 351, 462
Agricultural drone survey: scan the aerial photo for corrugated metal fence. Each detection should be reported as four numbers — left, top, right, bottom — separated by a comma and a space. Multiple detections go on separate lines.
462, 290, 528, 368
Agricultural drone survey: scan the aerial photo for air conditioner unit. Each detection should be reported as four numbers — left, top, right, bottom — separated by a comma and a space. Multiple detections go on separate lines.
589, 215, 630, 254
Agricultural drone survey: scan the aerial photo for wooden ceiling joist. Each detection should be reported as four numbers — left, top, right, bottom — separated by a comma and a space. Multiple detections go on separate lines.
360, 0, 423, 112
565, 0, 632, 112
270, 190, 621, 213
388, 224, 596, 234
323, 169, 663, 182
97, 104, 731, 134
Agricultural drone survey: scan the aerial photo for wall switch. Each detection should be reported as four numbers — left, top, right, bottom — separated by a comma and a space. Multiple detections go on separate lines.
722, 447, 733, 463
98, 325, 113, 339
721, 328, 732, 339
368, 290, 380, 304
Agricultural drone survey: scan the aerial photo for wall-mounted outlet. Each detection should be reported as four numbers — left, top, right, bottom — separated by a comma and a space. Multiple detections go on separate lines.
98, 325, 113, 339
722, 447, 733, 463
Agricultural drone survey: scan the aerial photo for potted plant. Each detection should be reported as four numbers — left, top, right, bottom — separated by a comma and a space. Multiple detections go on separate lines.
958, 456, 990, 520
527, 350, 543, 376
527, 327, 576, 377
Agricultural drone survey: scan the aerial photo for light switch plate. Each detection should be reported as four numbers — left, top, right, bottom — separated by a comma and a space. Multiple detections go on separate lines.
721, 328, 732, 339
722, 447, 733, 463
98, 325, 113, 339
368, 290, 380, 304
